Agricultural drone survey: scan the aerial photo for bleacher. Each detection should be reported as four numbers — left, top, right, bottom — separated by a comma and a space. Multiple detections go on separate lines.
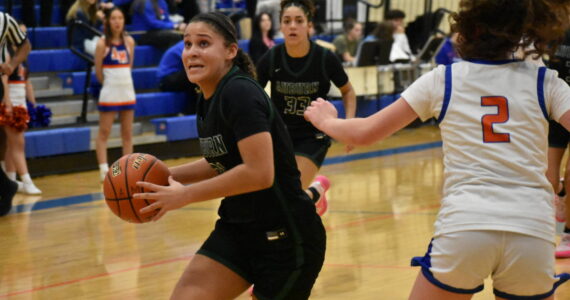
0, 0, 424, 177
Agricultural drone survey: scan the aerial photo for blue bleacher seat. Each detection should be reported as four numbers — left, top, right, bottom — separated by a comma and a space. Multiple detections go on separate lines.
0, 4, 63, 27
25, 127, 91, 158
356, 98, 380, 118
238, 39, 249, 54
135, 92, 187, 117
29, 46, 164, 72
330, 100, 346, 119
151, 115, 198, 141
379, 94, 400, 110
60, 67, 160, 94
27, 27, 67, 49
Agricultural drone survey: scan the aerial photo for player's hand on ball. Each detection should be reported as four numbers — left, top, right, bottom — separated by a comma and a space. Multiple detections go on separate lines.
135, 176, 187, 221
304, 98, 338, 130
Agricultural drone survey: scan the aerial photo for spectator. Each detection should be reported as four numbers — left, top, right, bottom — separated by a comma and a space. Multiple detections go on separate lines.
363, 21, 394, 42
248, 12, 275, 64
385, 9, 414, 62
435, 32, 460, 65
169, 0, 201, 23
130, 0, 186, 50
156, 40, 197, 114
4, 23, 42, 195
66, 0, 105, 55
332, 18, 362, 64
256, 0, 281, 37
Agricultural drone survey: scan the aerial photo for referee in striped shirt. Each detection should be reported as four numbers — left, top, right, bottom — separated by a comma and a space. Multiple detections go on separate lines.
0, 11, 31, 216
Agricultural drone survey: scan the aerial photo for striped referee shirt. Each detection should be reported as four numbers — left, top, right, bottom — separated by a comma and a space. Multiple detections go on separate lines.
0, 12, 27, 64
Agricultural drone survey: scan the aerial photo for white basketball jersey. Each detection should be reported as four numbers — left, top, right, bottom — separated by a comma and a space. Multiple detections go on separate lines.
402, 60, 570, 242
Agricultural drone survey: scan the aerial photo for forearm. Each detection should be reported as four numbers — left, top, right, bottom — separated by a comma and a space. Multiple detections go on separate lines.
179, 162, 273, 205
169, 158, 218, 184
10, 40, 31, 71
342, 87, 356, 119
25, 81, 36, 104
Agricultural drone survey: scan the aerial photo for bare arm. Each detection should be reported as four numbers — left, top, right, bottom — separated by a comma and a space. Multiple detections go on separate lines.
559, 110, 570, 132
0, 39, 31, 76
1, 75, 12, 116
25, 79, 35, 105
305, 97, 419, 146
342, 52, 355, 63
94, 38, 106, 83
135, 131, 275, 221
339, 81, 356, 119
169, 158, 218, 184
126, 36, 135, 69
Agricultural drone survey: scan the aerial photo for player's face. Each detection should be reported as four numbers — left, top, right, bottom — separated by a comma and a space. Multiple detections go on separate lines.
109, 10, 125, 34
281, 6, 312, 45
260, 13, 272, 33
182, 22, 237, 89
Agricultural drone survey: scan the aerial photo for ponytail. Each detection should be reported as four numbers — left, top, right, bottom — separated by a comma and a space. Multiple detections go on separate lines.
234, 49, 257, 79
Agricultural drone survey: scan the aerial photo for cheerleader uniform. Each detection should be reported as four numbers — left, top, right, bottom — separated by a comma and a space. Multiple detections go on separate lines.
98, 42, 136, 111
8, 61, 28, 108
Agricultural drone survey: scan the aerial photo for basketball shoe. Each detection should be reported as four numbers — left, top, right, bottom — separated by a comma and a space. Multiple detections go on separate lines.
312, 175, 330, 216
556, 233, 570, 258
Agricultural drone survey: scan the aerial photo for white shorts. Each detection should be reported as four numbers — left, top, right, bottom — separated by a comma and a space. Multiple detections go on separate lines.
411, 230, 570, 298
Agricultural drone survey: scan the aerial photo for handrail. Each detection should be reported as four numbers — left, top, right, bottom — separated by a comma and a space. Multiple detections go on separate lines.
67, 20, 102, 123
357, 0, 385, 9
357, 0, 386, 37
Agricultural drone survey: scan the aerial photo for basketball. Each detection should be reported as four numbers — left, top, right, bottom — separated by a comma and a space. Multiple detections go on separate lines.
103, 153, 170, 223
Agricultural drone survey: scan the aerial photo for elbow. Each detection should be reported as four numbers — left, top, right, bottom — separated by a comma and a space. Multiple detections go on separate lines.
253, 166, 274, 190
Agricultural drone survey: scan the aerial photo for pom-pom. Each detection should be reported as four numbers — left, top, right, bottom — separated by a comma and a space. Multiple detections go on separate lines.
26, 102, 51, 128
0, 104, 29, 131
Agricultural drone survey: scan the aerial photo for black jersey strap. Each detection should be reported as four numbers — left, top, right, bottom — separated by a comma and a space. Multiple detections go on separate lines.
218, 74, 275, 127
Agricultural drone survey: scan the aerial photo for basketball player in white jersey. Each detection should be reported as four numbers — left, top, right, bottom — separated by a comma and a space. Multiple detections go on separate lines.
305, 0, 570, 299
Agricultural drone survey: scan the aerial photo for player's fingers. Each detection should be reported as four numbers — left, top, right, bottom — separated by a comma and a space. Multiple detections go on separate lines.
152, 209, 166, 222
136, 181, 161, 191
139, 200, 160, 214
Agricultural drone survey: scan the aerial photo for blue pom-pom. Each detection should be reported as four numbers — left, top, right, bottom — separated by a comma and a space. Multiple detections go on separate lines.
35, 105, 52, 128
26, 103, 52, 128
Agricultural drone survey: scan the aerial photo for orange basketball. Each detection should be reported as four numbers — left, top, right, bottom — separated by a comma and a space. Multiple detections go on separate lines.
103, 153, 170, 223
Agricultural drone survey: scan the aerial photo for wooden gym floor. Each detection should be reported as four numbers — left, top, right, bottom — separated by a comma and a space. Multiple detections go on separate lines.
1, 125, 569, 299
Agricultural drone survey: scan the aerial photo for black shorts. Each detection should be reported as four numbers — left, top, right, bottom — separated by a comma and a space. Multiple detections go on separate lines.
292, 135, 331, 168
197, 216, 326, 300
549, 120, 570, 148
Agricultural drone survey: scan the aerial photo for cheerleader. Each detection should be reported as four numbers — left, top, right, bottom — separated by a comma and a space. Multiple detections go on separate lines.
94, 7, 136, 182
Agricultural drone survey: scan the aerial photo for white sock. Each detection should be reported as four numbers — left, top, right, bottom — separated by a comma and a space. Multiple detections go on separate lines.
6, 171, 16, 181
99, 163, 109, 173
310, 181, 325, 195
21, 173, 33, 185
0, 161, 5, 172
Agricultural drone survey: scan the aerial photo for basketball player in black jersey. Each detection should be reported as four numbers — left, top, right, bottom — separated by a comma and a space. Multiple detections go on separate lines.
133, 12, 326, 300
547, 30, 570, 258
256, 0, 357, 215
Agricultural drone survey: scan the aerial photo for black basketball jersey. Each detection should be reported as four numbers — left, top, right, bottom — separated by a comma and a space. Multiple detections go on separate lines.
258, 41, 348, 139
549, 30, 570, 84
196, 66, 315, 224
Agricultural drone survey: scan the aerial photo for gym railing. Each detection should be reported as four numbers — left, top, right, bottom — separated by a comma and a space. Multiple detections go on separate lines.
67, 19, 102, 124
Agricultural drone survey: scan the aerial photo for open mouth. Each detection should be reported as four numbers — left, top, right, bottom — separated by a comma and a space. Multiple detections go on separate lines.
188, 64, 204, 70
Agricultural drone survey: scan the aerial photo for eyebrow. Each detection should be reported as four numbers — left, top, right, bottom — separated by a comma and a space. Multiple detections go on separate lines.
184, 33, 212, 38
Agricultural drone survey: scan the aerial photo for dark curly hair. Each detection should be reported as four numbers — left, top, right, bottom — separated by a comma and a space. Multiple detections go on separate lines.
190, 12, 256, 79
280, 0, 316, 22
451, 0, 570, 60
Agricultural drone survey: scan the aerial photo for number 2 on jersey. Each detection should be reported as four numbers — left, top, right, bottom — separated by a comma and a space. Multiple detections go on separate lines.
481, 96, 510, 143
